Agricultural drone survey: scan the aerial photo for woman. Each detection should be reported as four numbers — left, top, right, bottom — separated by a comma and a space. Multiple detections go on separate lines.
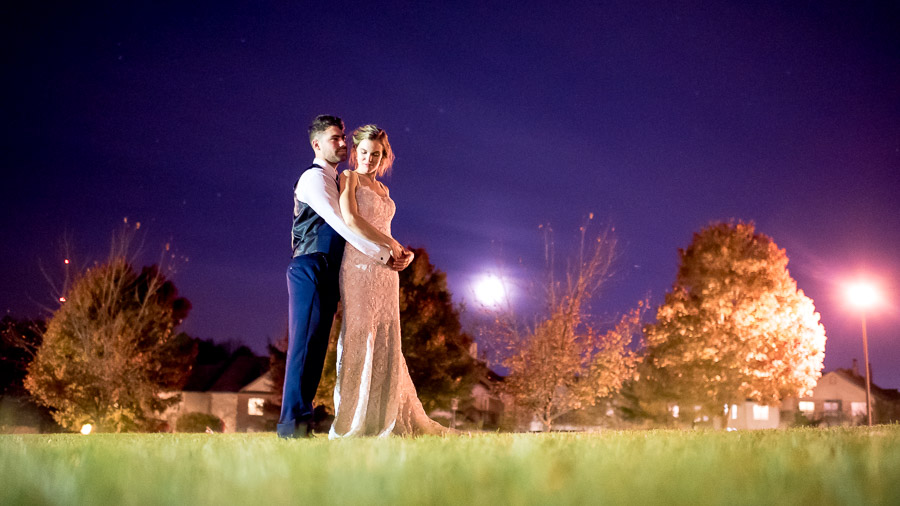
328, 124, 450, 438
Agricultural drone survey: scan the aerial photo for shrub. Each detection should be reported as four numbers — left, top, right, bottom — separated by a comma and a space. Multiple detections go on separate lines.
176, 412, 224, 433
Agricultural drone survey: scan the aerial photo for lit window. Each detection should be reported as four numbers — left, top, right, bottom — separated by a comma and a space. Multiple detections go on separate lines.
851, 402, 867, 417
752, 405, 769, 421
798, 401, 814, 413
824, 401, 840, 413
248, 397, 265, 416
731, 405, 738, 420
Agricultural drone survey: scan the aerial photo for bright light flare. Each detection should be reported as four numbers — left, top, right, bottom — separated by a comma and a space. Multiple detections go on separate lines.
846, 281, 880, 310
80, 424, 92, 435
474, 275, 507, 307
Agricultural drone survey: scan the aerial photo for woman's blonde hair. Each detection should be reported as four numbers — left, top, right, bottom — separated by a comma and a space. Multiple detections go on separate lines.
349, 124, 394, 177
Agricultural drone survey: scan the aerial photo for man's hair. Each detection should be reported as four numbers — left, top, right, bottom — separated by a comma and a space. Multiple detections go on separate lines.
308, 115, 344, 143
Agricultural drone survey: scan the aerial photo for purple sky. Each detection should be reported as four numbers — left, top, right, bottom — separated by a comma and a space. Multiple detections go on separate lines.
3, 1, 899, 387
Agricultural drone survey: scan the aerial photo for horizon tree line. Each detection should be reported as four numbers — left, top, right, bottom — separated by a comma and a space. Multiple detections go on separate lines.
2, 220, 829, 432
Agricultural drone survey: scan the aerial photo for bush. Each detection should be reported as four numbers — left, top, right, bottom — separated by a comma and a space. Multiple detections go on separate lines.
176, 412, 224, 433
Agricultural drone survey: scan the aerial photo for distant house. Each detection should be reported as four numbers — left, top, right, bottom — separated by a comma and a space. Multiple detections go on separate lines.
161, 350, 279, 433
660, 401, 780, 430
782, 361, 900, 426
466, 370, 507, 429
725, 401, 780, 430
430, 369, 506, 430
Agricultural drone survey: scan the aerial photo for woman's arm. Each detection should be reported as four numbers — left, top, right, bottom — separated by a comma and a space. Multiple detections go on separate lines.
339, 171, 405, 259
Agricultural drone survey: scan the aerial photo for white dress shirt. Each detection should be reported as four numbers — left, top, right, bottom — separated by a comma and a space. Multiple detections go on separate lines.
294, 157, 390, 264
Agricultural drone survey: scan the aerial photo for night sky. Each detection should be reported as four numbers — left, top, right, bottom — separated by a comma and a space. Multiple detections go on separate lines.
3, 2, 899, 387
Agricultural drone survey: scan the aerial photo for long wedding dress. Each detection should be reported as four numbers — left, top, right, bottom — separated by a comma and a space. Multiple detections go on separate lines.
328, 183, 449, 438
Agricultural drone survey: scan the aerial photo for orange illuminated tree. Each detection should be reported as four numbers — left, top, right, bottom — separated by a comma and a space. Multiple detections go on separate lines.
25, 230, 195, 432
640, 222, 826, 424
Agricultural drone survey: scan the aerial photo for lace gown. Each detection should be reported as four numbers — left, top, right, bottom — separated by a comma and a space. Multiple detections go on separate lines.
328, 183, 449, 438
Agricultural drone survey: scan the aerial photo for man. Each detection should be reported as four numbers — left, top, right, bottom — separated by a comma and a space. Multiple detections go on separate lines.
278, 115, 412, 438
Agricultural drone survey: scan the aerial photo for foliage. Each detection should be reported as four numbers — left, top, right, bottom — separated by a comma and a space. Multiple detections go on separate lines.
24, 232, 197, 432
639, 221, 827, 421
311, 316, 341, 416
396, 247, 483, 412
175, 412, 224, 433
0, 317, 63, 433
1, 316, 45, 397
268, 314, 341, 424
491, 221, 642, 430
3, 428, 900, 505
267, 334, 287, 403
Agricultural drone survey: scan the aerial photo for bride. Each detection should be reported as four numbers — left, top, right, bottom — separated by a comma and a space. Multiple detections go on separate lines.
328, 124, 451, 438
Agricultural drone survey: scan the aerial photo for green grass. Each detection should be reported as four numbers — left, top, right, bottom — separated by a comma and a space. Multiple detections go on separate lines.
2, 427, 899, 505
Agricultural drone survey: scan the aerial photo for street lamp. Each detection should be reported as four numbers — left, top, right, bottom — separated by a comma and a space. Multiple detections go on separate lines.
846, 282, 879, 426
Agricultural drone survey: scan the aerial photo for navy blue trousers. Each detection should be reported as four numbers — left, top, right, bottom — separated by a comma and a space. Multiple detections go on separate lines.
277, 253, 340, 437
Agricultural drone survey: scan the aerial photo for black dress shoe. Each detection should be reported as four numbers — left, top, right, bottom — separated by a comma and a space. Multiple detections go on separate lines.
277, 421, 311, 439
295, 422, 311, 438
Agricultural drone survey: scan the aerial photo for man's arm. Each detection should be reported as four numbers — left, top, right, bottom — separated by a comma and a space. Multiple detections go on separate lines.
296, 168, 390, 263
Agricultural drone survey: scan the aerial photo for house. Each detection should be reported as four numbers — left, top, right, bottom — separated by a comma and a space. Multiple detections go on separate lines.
429, 369, 506, 430
781, 361, 900, 426
725, 401, 780, 430
161, 350, 279, 433
660, 401, 780, 430
164, 345, 509, 433
465, 371, 507, 429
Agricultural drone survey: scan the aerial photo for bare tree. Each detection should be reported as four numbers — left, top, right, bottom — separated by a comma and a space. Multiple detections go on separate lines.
488, 218, 642, 430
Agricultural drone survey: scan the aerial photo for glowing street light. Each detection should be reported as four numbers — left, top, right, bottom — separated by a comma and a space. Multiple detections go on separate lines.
846, 281, 880, 426
847, 283, 879, 310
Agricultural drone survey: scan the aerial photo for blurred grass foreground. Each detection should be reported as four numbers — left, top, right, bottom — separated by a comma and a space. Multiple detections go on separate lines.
2, 427, 899, 505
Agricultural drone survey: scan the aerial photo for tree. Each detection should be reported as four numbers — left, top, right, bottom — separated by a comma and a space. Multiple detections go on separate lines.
24, 233, 196, 432
0, 316, 62, 432
1, 316, 45, 397
639, 221, 826, 424
396, 247, 483, 412
490, 221, 642, 431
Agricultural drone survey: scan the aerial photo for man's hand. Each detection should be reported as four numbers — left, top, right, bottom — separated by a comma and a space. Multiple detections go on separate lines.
388, 249, 414, 271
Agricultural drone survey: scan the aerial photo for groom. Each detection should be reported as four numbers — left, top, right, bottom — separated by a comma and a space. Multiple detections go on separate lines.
278, 114, 412, 438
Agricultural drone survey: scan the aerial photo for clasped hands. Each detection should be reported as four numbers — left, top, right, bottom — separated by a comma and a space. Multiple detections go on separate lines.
388, 241, 414, 271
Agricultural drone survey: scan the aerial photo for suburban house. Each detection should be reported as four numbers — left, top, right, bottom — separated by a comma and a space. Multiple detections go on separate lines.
429, 369, 506, 430
667, 362, 900, 430
161, 349, 900, 433
161, 350, 278, 433
662, 400, 780, 430
781, 361, 900, 426
163, 347, 507, 433
726, 400, 780, 430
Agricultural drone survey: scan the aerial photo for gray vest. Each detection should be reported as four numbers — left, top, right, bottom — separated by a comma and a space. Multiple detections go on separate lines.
291, 164, 346, 261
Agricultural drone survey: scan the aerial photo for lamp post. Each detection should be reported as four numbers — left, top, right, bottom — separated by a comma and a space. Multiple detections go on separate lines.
859, 312, 873, 427
847, 282, 878, 426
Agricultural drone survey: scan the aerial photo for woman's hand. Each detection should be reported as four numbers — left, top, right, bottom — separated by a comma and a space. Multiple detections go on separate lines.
389, 239, 406, 261
387, 243, 414, 271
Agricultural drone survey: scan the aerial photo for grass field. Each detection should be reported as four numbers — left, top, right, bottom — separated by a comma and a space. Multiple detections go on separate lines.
2, 426, 899, 505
